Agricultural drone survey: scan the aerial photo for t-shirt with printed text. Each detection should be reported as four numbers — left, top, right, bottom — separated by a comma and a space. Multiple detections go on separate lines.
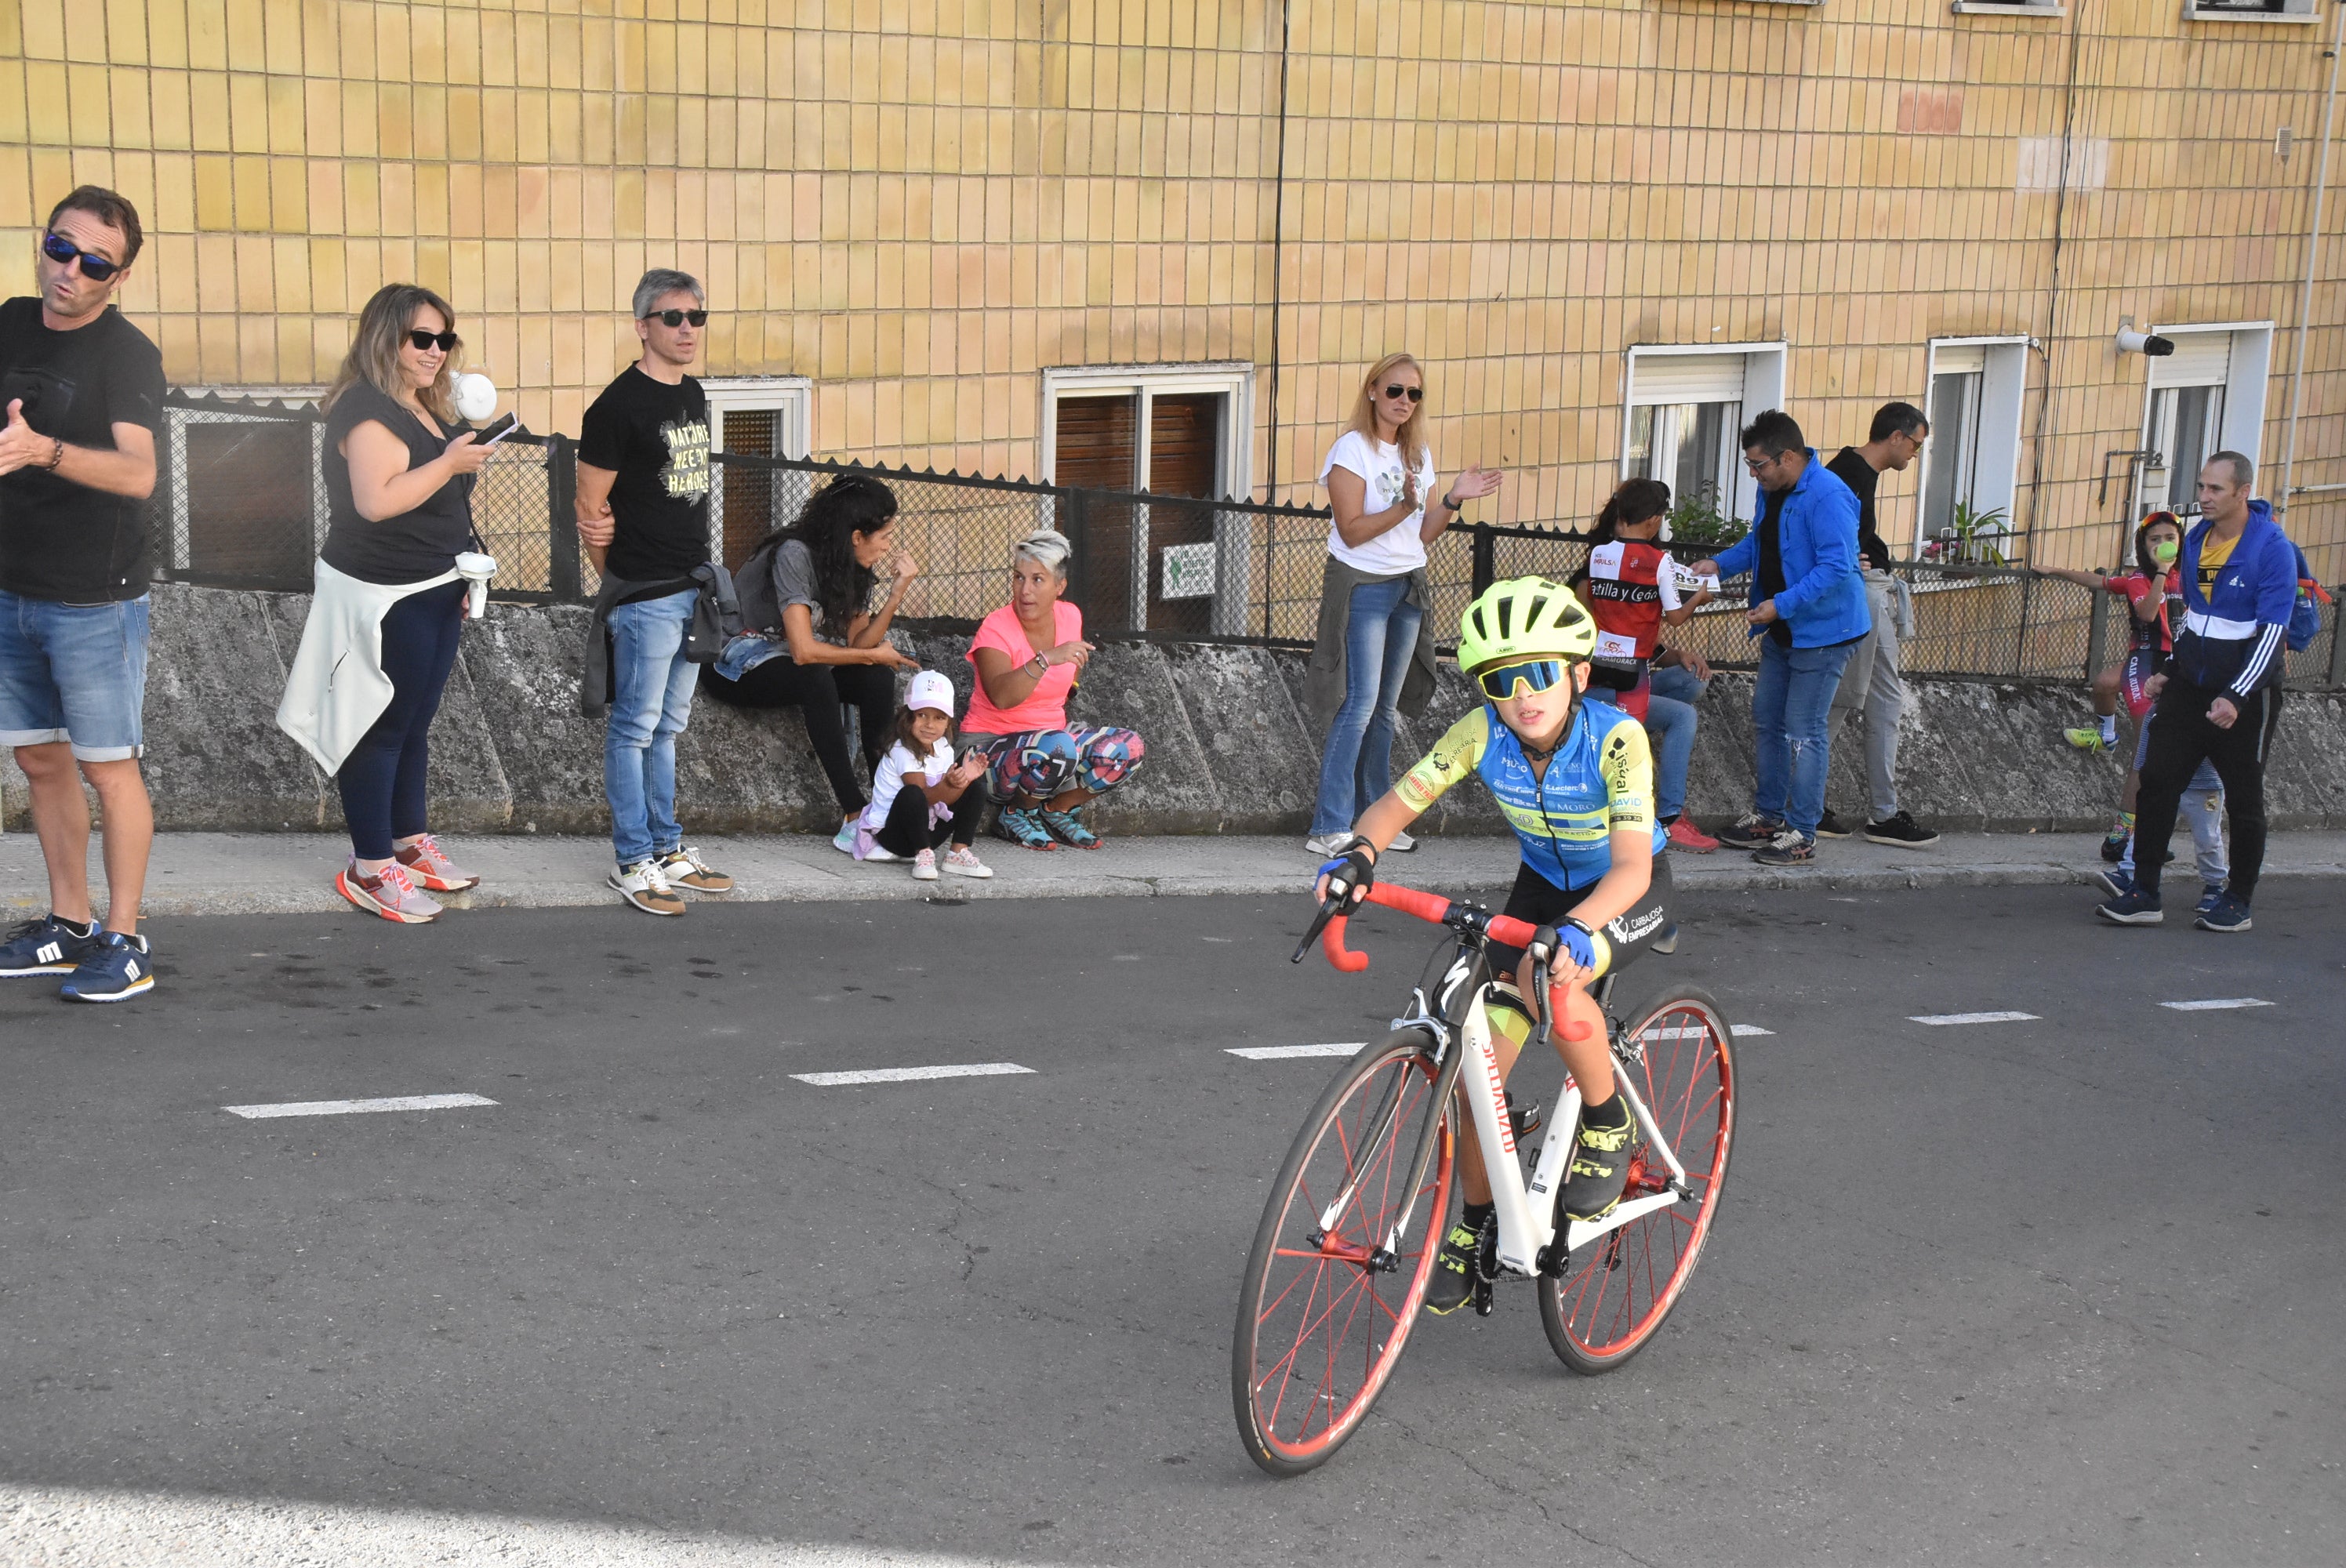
578, 365, 713, 590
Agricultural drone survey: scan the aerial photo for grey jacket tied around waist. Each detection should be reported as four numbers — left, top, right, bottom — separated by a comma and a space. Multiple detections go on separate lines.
1304, 557, 1440, 727
581, 563, 743, 717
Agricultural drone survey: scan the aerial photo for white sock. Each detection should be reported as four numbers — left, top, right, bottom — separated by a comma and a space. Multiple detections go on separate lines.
2098, 713, 2117, 742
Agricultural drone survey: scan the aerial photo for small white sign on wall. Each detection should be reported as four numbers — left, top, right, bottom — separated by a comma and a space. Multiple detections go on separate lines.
1161, 542, 1217, 601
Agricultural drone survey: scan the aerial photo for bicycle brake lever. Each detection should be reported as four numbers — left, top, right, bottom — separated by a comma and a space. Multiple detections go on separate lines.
1530, 957, 1554, 1046
1291, 892, 1342, 964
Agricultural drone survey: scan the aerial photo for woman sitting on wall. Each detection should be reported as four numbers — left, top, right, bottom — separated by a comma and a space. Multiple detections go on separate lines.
278, 283, 494, 924
703, 473, 921, 850
961, 528, 1145, 850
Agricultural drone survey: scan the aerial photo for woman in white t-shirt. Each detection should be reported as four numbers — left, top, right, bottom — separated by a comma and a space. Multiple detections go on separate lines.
1305, 353, 1502, 855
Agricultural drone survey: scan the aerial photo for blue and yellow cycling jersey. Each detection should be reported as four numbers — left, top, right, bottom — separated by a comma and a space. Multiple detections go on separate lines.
1394, 698, 1665, 889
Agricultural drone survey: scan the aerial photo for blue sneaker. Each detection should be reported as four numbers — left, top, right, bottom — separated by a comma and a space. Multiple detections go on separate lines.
2195, 884, 2226, 916
0, 914, 101, 977
2195, 893, 2252, 933
2094, 867, 2133, 900
2094, 887, 2163, 926
58, 931, 156, 1003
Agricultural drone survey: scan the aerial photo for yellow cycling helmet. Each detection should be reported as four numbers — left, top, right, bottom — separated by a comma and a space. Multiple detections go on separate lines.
1454, 575, 1599, 674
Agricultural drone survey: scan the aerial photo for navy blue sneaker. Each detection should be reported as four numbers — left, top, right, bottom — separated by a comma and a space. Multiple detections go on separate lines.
59, 931, 155, 1002
2094, 867, 2133, 900
0, 914, 101, 978
2195, 884, 2226, 916
2195, 893, 2252, 933
2095, 888, 2163, 926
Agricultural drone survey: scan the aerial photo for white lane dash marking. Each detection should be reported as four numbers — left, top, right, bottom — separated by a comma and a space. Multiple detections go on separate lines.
223, 1093, 497, 1120
2159, 997, 2273, 1012
1227, 1043, 1367, 1060
1731, 1024, 1774, 1037
790, 1062, 1033, 1087
1908, 1011, 2040, 1026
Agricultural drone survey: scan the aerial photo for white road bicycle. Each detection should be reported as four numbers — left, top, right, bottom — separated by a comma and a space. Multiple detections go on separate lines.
1232, 880, 1738, 1476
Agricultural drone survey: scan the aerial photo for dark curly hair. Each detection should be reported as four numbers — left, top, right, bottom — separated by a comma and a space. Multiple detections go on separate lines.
2134, 510, 2183, 579
757, 473, 898, 633
1589, 477, 1672, 547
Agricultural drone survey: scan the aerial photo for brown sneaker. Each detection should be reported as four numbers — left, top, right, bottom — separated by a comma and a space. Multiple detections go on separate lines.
395, 833, 479, 892
656, 845, 733, 893
608, 860, 686, 916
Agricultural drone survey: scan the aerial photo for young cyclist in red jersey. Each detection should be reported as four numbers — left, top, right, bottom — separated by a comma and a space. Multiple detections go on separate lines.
1569, 478, 1718, 851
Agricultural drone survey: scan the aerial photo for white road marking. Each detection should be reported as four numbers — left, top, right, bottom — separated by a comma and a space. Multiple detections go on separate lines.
223, 1093, 496, 1120
1731, 1024, 1774, 1037
2159, 997, 2272, 1011
1907, 1011, 2040, 1026
790, 1062, 1033, 1087
1227, 1043, 1367, 1060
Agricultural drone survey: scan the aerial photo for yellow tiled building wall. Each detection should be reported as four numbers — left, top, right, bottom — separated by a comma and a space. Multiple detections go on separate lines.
3, 0, 2341, 574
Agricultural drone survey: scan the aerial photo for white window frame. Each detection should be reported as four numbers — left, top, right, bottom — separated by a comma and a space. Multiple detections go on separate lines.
1621, 342, 1789, 522
1916, 336, 2031, 554
2184, 0, 2318, 23
1038, 362, 1254, 499
700, 375, 813, 561
2136, 321, 2275, 517
1953, 2, 2065, 13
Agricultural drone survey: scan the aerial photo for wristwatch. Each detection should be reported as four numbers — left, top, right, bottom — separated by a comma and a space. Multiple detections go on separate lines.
1441, 492, 1462, 513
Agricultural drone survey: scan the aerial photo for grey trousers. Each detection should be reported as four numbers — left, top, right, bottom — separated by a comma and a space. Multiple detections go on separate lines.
1832, 572, 1907, 822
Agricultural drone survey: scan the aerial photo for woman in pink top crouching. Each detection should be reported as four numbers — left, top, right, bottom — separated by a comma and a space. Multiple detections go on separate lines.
961, 528, 1146, 850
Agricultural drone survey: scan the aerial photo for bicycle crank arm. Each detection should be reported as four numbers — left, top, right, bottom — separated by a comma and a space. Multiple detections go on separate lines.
1553, 1190, 1683, 1260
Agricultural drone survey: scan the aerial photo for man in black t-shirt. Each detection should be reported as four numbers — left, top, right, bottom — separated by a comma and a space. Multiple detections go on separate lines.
1821, 401, 1939, 849
0, 187, 167, 1002
577, 268, 733, 914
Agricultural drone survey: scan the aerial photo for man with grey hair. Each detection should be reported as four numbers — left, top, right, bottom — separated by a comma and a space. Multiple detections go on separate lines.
576, 267, 732, 914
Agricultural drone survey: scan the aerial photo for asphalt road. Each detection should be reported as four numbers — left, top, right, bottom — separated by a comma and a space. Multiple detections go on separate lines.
2, 881, 2342, 1566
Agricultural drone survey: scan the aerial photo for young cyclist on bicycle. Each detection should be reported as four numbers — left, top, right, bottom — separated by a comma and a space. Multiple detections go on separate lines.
1313, 576, 1672, 1316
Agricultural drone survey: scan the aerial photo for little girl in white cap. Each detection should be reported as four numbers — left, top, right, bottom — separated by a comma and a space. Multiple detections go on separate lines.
852, 670, 995, 880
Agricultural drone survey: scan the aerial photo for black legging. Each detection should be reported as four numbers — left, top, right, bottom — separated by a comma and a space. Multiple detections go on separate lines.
702, 655, 894, 813
336, 579, 467, 861
873, 780, 985, 856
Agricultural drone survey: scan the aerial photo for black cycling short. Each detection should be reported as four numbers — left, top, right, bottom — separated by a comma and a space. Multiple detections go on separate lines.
1487, 852, 1674, 981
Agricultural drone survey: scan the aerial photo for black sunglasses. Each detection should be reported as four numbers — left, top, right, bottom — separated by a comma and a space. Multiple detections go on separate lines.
406, 328, 459, 352
643, 308, 709, 328
1382, 383, 1424, 403
41, 232, 121, 281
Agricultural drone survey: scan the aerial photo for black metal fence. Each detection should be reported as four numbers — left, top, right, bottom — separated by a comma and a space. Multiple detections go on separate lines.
145, 390, 2345, 688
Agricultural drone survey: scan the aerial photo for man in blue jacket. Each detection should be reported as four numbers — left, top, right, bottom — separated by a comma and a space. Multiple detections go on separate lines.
2098, 453, 2294, 932
1690, 410, 1870, 865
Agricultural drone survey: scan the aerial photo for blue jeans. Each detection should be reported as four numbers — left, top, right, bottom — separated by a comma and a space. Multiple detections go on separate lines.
1312, 575, 1422, 836
0, 590, 151, 761
337, 581, 467, 861
604, 590, 702, 866
1645, 662, 1707, 822
1752, 637, 1856, 839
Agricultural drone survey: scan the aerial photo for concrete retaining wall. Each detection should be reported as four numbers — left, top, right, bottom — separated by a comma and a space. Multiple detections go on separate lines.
5, 583, 2344, 836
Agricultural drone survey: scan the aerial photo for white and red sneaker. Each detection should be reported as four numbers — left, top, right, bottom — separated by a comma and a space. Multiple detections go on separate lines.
336, 859, 443, 924
394, 833, 478, 892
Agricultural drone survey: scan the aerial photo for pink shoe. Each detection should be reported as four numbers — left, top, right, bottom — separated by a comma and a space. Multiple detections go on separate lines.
336, 859, 443, 924
395, 833, 478, 891
1666, 817, 1720, 854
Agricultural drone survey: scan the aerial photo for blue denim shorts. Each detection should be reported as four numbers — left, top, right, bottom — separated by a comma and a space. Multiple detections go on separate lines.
0, 590, 151, 761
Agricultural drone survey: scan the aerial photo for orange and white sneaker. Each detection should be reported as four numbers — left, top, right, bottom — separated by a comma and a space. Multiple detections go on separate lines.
394, 833, 478, 892
336, 859, 444, 924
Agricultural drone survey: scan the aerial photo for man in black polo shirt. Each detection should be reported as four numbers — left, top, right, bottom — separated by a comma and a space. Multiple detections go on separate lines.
1823, 401, 1938, 848
577, 268, 734, 916
0, 187, 167, 1001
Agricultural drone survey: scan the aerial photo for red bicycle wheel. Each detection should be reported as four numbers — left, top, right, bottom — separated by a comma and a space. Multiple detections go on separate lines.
1232, 1031, 1454, 1475
1538, 985, 1736, 1374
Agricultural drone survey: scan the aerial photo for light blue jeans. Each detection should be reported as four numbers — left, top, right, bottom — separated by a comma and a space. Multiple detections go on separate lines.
1752, 636, 1856, 840
1311, 575, 1422, 837
1646, 662, 1707, 822
604, 589, 702, 866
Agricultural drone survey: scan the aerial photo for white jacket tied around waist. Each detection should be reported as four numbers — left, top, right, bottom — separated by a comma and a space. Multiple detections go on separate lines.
276, 557, 463, 775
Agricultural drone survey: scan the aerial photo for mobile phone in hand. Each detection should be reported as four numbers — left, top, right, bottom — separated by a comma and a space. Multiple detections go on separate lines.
476, 412, 520, 445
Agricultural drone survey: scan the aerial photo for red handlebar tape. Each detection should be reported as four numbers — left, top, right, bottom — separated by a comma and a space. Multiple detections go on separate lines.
1323, 882, 1592, 1040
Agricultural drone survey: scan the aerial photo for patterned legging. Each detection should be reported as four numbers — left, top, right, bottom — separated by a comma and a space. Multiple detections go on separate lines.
973, 726, 1146, 804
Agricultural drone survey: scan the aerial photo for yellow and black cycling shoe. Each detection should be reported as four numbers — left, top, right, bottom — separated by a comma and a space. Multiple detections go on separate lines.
1423, 1220, 1489, 1314
1560, 1097, 1638, 1223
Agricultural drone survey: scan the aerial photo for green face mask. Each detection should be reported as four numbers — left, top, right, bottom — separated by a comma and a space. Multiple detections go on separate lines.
2152, 539, 2180, 564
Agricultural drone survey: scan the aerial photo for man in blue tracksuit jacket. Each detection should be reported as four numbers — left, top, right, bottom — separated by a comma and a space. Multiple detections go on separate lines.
2098, 453, 2295, 932
1690, 410, 1870, 864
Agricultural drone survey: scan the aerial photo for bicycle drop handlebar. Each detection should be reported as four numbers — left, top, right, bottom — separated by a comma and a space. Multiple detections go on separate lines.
1300, 881, 1592, 1041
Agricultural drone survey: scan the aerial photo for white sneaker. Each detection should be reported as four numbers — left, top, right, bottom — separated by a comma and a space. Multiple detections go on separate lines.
911, 848, 940, 881
608, 858, 686, 916
942, 844, 995, 879
1387, 829, 1418, 852
1304, 833, 1350, 857
832, 818, 859, 855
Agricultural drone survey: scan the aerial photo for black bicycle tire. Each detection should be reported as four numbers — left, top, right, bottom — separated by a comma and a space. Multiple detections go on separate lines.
1231, 1029, 1457, 1476
1537, 982, 1737, 1376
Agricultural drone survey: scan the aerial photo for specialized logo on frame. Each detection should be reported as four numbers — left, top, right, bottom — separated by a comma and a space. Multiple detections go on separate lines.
660, 416, 713, 500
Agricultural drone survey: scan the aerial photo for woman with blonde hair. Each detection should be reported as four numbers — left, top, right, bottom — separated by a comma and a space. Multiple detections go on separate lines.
1302, 353, 1502, 855
278, 283, 493, 923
